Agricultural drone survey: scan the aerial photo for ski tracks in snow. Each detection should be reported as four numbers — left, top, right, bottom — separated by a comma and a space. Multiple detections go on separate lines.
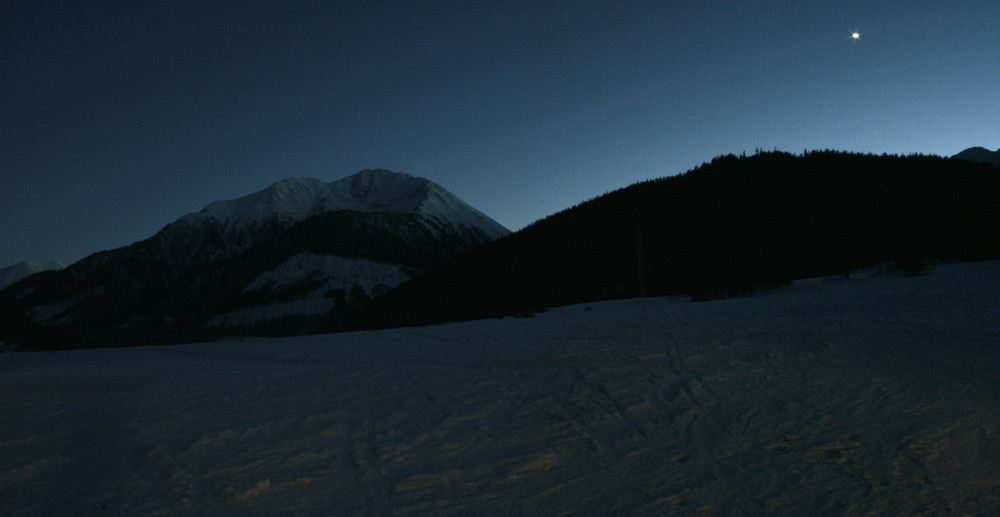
2, 262, 1000, 515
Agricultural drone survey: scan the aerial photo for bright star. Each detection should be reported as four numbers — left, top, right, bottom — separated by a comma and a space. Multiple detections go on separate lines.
851, 31, 861, 40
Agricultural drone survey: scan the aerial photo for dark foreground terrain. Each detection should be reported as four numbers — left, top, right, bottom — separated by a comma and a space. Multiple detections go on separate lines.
2, 260, 999, 515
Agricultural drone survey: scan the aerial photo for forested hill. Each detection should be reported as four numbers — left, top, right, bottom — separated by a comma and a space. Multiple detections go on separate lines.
334, 150, 1000, 331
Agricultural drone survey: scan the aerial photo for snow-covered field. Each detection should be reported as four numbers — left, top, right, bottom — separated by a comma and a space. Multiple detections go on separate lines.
2, 261, 999, 516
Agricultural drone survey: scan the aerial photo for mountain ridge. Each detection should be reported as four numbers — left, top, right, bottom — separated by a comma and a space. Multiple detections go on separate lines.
0, 261, 64, 290
179, 169, 508, 240
952, 146, 1000, 166
2, 169, 509, 348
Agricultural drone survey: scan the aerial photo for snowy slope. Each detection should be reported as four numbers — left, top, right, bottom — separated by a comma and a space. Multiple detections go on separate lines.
206, 253, 415, 329
242, 253, 412, 294
0, 261, 64, 289
2, 261, 999, 515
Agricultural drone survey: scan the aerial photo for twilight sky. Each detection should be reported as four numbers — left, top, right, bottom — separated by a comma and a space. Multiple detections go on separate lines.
3, 1, 998, 267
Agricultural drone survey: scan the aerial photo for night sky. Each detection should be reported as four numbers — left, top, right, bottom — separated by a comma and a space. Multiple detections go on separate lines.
3, 1, 998, 267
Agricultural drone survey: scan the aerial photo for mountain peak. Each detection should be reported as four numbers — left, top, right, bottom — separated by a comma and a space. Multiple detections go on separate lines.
177, 169, 508, 239
332, 169, 432, 214
354, 168, 413, 181
952, 146, 1000, 166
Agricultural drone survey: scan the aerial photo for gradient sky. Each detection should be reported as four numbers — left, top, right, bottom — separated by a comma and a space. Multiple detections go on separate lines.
3, 1, 998, 267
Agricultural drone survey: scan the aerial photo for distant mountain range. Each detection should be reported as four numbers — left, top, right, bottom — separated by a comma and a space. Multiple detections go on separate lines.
952, 146, 1000, 166
1, 169, 509, 348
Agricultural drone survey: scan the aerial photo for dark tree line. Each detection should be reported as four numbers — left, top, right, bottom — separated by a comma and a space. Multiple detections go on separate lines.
335, 150, 1000, 331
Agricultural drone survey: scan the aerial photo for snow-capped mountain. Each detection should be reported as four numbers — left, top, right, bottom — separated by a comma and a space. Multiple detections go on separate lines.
180, 169, 508, 240
1, 169, 509, 346
0, 261, 64, 289
952, 146, 1000, 166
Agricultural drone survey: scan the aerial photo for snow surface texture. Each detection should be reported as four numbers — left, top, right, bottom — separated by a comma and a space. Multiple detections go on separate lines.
178, 169, 509, 240
2, 261, 999, 515
0, 260, 64, 289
